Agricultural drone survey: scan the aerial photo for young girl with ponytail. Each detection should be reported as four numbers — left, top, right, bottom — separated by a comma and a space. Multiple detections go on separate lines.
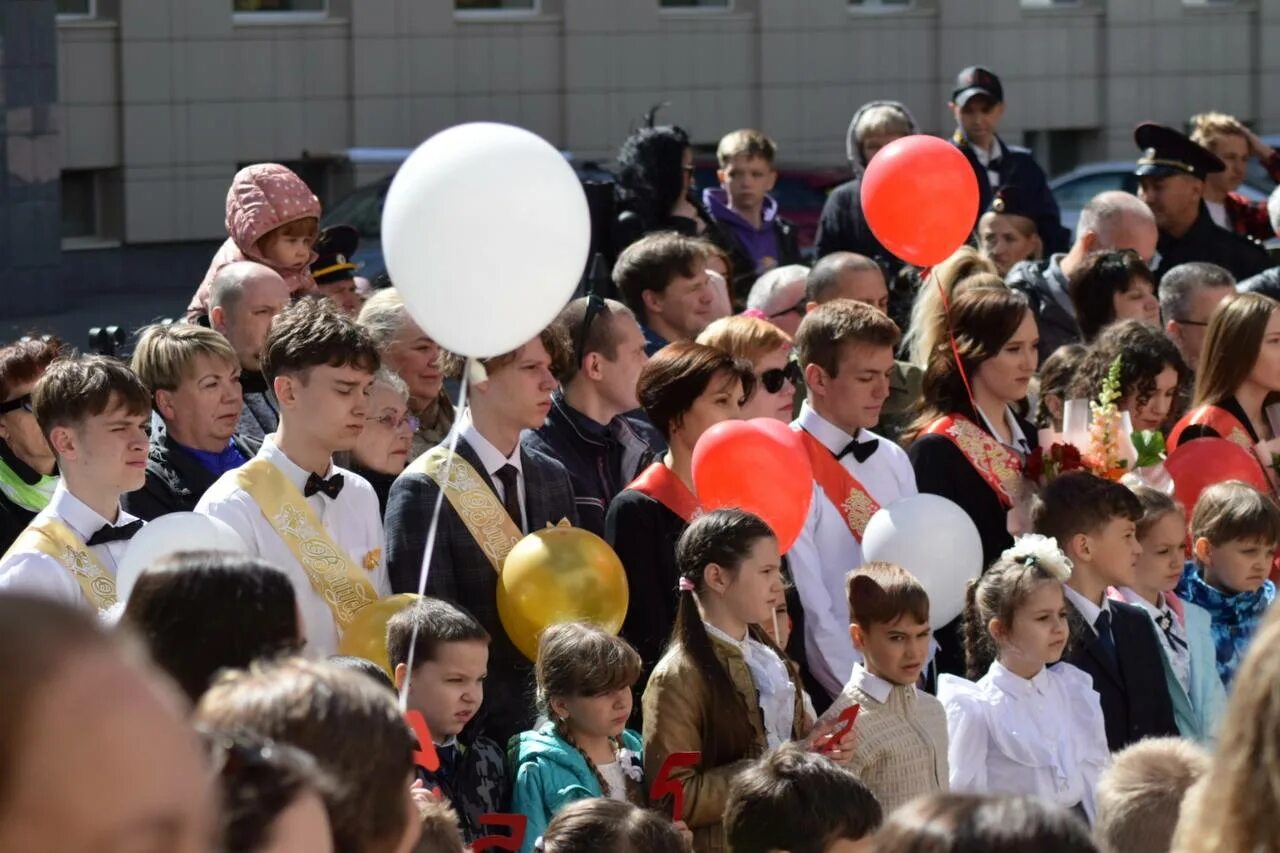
940, 534, 1110, 824
510, 622, 649, 853
642, 508, 832, 853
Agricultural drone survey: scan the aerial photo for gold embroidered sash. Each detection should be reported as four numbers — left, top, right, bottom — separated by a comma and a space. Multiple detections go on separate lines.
924, 414, 1023, 508
4, 517, 118, 610
408, 447, 523, 575
234, 458, 379, 629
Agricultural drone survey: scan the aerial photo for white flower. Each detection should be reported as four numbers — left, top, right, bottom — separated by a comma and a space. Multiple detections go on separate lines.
1001, 534, 1073, 582
617, 748, 644, 782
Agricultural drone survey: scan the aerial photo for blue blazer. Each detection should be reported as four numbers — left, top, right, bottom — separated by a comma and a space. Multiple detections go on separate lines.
1163, 599, 1228, 742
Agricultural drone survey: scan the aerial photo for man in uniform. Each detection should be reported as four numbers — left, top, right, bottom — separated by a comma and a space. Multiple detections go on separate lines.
1135, 122, 1272, 282
310, 225, 363, 316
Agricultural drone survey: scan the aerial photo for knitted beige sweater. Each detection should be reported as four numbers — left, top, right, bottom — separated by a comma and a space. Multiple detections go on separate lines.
824, 667, 950, 813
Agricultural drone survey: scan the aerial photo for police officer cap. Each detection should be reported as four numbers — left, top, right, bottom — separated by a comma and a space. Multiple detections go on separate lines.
1134, 122, 1224, 181
952, 66, 1004, 107
311, 225, 360, 285
987, 186, 1035, 221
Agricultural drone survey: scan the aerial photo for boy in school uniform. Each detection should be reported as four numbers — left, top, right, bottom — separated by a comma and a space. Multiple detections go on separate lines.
1032, 472, 1179, 751
0, 355, 152, 611
788, 300, 918, 702
197, 297, 390, 656
387, 597, 507, 844
385, 323, 578, 745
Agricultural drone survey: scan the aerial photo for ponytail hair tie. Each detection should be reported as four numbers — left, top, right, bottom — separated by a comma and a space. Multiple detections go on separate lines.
678, 576, 696, 592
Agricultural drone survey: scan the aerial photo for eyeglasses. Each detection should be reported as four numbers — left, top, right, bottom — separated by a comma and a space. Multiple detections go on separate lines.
367, 412, 421, 432
0, 394, 32, 415
769, 298, 807, 319
575, 293, 607, 368
759, 361, 803, 394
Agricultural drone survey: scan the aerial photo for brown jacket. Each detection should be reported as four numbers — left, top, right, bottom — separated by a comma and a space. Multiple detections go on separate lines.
642, 634, 811, 853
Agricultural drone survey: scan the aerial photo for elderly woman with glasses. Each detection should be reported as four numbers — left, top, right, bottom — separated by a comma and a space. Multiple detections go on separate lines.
697, 315, 799, 422
745, 265, 810, 338
0, 338, 63, 553
338, 369, 415, 515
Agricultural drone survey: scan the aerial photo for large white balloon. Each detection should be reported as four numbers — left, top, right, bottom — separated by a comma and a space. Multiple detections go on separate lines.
860, 494, 984, 630
116, 513, 249, 603
380, 122, 591, 359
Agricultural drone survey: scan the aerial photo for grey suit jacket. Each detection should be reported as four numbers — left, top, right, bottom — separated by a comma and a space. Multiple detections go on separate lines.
385, 436, 578, 744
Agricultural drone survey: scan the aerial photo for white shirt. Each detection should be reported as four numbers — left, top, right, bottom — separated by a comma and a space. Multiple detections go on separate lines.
457, 408, 527, 532
975, 404, 1031, 461
1206, 199, 1229, 230
939, 662, 1110, 823
195, 435, 390, 656
0, 482, 140, 610
705, 621, 797, 748
1118, 588, 1192, 695
787, 404, 918, 697
1063, 584, 1111, 636
598, 761, 628, 801
972, 138, 1004, 189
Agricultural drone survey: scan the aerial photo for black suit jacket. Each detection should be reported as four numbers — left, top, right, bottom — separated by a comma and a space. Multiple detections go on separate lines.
385, 437, 578, 745
1061, 598, 1179, 752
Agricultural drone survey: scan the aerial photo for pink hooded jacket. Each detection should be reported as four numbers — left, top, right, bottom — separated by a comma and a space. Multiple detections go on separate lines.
186, 163, 322, 322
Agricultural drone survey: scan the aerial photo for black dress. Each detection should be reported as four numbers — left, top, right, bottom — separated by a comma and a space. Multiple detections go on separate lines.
909, 407, 1040, 677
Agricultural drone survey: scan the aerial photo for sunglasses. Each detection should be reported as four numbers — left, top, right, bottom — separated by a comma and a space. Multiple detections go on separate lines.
760, 361, 803, 394
575, 293, 607, 368
0, 394, 32, 415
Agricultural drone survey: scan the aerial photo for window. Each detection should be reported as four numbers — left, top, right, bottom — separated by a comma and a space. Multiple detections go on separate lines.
60, 169, 122, 246
659, 0, 731, 8
454, 0, 538, 11
56, 0, 94, 19
848, 0, 911, 9
232, 0, 326, 13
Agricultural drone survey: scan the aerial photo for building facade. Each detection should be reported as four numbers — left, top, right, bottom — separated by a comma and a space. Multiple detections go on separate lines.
6, 0, 1280, 318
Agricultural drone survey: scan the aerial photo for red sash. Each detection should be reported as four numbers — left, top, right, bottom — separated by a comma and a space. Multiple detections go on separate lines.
626, 463, 700, 523
1168, 405, 1253, 452
796, 429, 881, 542
923, 414, 1023, 508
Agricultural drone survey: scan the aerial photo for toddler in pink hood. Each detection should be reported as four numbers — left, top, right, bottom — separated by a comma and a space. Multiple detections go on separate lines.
186, 163, 322, 322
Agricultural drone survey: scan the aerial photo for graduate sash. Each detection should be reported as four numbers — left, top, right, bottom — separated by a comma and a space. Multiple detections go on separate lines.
796, 430, 880, 542
924, 414, 1023, 508
1168, 404, 1253, 452
234, 458, 378, 629
4, 517, 117, 610
626, 462, 700, 523
408, 446, 523, 575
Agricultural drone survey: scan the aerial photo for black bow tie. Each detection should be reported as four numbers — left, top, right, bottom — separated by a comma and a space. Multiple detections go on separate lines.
85, 519, 143, 547
304, 472, 345, 499
988, 157, 1003, 172
837, 436, 879, 464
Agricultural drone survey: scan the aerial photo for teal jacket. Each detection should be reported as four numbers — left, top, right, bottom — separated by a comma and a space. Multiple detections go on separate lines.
1164, 598, 1229, 742
508, 722, 643, 853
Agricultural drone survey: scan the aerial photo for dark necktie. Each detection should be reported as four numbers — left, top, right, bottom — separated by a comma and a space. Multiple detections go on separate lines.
1094, 609, 1119, 670
304, 472, 345, 499
85, 519, 143, 547
495, 464, 524, 533
837, 435, 879, 463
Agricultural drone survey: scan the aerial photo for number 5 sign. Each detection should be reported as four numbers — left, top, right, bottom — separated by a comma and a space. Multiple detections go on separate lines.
649, 751, 700, 822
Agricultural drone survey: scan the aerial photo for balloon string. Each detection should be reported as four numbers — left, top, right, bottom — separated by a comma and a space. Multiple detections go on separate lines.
397, 362, 473, 712
932, 266, 977, 411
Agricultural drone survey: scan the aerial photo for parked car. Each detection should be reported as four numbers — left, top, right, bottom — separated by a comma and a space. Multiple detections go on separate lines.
1051, 160, 1270, 238
692, 159, 847, 258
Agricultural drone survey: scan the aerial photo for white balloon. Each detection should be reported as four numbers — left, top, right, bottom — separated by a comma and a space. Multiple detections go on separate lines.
380, 122, 591, 359
860, 494, 984, 630
116, 513, 249, 604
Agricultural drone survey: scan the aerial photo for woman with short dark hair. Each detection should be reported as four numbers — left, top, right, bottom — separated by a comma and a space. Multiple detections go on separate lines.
1069, 250, 1160, 343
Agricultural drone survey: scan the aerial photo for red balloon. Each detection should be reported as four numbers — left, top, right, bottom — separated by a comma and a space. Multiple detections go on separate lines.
1165, 438, 1270, 511
691, 418, 813, 552
861, 135, 980, 267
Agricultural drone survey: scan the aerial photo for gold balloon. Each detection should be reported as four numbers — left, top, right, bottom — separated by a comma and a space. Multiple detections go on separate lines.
337, 593, 422, 676
497, 527, 629, 662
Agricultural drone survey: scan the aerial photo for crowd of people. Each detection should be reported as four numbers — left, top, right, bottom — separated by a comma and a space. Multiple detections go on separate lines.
4, 63, 1280, 853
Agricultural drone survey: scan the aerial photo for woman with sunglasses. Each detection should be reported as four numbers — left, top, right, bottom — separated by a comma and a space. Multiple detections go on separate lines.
0, 338, 62, 554
338, 370, 415, 515
606, 342, 755, 682
698, 315, 799, 422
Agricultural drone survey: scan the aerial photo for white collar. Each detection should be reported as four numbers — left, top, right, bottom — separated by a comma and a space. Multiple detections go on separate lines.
973, 137, 1003, 166
260, 434, 335, 494
457, 408, 522, 479
795, 402, 872, 456
1117, 587, 1172, 621
849, 663, 909, 704
1062, 583, 1110, 629
704, 620, 751, 651
988, 660, 1052, 698
47, 481, 135, 540
975, 403, 1030, 455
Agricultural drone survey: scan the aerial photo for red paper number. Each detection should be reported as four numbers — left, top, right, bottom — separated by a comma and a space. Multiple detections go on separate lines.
649, 751, 700, 822
820, 704, 860, 754
470, 813, 528, 852
405, 710, 440, 773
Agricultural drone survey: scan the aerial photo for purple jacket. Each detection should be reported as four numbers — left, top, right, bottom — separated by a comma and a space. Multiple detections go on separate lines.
702, 187, 785, 275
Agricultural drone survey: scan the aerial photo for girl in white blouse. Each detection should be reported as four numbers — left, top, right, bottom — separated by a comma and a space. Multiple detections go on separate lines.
939, 535, 1111, 823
